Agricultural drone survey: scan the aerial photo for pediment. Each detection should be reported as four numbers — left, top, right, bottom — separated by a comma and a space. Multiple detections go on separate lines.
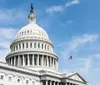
68, 73, 87, 83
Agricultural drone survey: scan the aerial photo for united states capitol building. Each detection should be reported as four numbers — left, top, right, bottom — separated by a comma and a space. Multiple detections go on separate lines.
0, 4, 89, 85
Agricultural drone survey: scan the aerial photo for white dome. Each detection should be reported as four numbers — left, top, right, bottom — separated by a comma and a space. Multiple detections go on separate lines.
15, 22, 49, 40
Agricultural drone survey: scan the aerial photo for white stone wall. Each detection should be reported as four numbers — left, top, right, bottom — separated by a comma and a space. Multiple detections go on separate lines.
0, 69, 40, 85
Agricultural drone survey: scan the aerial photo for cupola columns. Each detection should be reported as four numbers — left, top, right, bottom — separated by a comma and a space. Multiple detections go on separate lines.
28, 4, 36, 24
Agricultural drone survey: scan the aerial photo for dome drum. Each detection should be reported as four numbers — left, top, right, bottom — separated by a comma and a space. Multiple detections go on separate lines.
6, 53, 58, 71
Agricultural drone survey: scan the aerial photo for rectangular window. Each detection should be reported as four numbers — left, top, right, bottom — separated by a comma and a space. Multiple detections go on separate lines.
34, 43, 36, 48
26, 43, 28, 48
0, 75, 4, 80
30, 43, 32, 48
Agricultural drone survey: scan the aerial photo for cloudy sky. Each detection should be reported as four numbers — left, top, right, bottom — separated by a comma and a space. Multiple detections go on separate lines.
0, 0, 100, 85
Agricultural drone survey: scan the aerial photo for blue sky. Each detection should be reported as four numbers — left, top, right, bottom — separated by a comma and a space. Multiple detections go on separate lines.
0, 0, 100, 85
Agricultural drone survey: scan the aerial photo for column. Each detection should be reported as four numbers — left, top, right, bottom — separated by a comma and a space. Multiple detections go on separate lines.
54, 82, 55, 85
11, 57, 12, 65
50, 81, 52, 85
56, 60, 58, 70
42, 55, 44, 66
46, 80, 48, 85
53, 58, 54, 68
18, 55, 20, 66
28, 54, 30, 66
23, 55, 25, 66
41, 81, 43, 85
50, 57, 52, 67
32, 54, 34, 66
37, 54, 39, 66
57, 82, 59, 85
14, 56, 16, 66
47, 56, 49, 67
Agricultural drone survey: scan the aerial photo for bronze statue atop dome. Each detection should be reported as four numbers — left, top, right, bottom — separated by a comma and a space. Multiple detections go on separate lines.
30, 4, 34, 12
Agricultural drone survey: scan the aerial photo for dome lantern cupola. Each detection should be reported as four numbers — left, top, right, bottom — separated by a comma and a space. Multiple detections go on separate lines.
28, 4, 36, 24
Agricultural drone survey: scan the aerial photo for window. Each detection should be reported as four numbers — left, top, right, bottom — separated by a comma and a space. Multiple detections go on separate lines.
23, 43, 24, 49
32, 81, 34, 85
9, 77, 12, 81
0, 75, 4, 80
34, 43, 36, 48
45, 45, 46, 50
30, 43, 32, 48
17, 79, 20, 83
48, 45, 49, 50
42, 44, 43, 49
26, 43, 28, 48
26, 80, 28, 84
16, 45, 18, 50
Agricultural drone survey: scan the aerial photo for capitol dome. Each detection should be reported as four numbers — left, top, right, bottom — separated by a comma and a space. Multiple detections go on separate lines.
15, 22, 49, 41
6, 4, 58, 72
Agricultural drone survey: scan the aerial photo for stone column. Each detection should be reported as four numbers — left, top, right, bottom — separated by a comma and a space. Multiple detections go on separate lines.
18, 55, 20, 66
50, 57, 52, 67
50, 81, 52, 85
11, 57, 12, 65
23, 55, 25, 66
46, 80, 48, 85
28, 54, 30, 66
32, 54, 34, 66
53, 58, 54, 68
57, 82, 59, 85
37, 54, 39, 66
47, 56, 49, 67
14, 56, 16, 66
40, 81, 43, 85
54, 81, 55, 85
42, 55, 44, 66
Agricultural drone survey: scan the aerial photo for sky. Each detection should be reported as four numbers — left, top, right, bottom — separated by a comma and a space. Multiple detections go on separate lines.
0, 0, 100, 85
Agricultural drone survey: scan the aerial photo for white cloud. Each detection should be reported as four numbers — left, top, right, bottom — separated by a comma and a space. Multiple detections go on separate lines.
0, 27, 18, 62
46, 5, 64, 13
67, 34, 98, 51
0, 8, 26, 24
65, 0, 80, 7
58, 34, 98, 60
78, 58, 92, 73
0, 28, 18, 39
46, 0, 80, 13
